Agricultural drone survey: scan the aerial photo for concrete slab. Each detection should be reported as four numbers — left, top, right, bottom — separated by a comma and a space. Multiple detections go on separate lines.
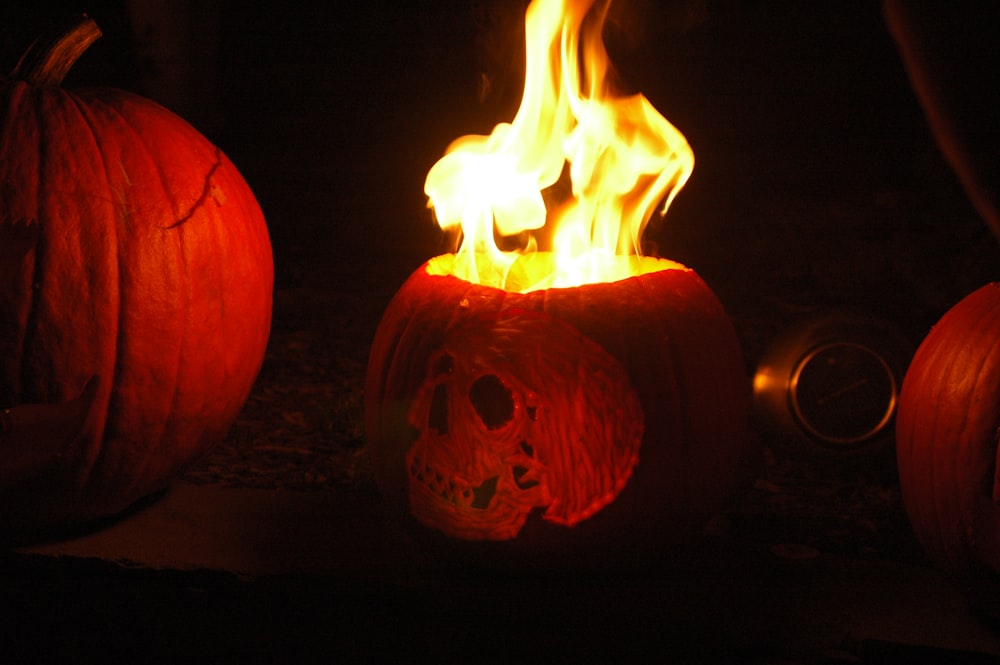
4, 481, 1000, 662
12, 482, 428, 582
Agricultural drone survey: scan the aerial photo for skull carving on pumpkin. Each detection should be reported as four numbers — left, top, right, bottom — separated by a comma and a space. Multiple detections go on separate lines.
406, 307, 644, 540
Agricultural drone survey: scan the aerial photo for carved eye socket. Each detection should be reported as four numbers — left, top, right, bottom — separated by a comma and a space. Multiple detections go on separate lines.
469, 374, 514, 430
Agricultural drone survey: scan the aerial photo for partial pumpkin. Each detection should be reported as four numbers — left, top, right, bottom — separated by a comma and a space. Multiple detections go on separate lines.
896, 283, 1000, 577
365, 253, 749, 569
0, 17, 273, 526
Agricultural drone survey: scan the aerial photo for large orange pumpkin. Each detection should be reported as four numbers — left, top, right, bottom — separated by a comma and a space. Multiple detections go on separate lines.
896, 282, 1000, 578
365, 253, 749, 570
0, 17, 273, 526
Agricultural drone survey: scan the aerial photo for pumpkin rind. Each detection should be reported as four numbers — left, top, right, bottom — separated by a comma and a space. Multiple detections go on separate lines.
896, 282, 1000, 576
0, 40, 273, 526
364, 255, 749, 568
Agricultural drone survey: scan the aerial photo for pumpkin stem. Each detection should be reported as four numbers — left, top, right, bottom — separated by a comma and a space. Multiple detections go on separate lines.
10, 15, 102, 87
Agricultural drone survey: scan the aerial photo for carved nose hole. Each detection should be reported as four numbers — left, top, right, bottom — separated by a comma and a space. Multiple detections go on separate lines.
429, 384, 449, 434
514, 441, 538, 489
471, 476, 499, 509
432, 353, 454, 377
513, 466, 539, 490
469, 374, 514, 430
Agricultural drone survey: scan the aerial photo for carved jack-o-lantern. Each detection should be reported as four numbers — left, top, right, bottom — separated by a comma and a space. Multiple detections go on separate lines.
365, 254, 749, 566
406, 308, 643, 540
366, 0, 749, 567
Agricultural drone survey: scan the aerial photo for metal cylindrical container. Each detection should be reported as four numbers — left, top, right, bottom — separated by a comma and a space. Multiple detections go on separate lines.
753, 309, 913, 457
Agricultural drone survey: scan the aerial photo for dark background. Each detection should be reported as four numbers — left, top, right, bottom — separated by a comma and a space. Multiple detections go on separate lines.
3, 0, 998, 344
5, 2, 1000, 660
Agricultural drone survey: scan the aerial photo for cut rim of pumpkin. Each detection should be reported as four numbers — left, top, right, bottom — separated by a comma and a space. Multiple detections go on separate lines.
425, 252, 689, 294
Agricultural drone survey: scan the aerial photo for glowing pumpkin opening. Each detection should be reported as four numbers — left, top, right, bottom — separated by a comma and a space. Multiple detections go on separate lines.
365, 0, 747, 562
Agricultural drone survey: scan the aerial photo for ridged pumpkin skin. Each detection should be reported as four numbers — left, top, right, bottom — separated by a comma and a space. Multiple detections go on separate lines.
0, 57, 273, 526
896, 283, 1000, 576
365, 254, 749, 569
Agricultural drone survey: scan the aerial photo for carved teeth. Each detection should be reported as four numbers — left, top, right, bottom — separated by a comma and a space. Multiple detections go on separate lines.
408, 455, 498, 511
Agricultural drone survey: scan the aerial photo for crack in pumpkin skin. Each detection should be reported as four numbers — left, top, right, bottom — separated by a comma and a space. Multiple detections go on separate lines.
163, 147, 225, 229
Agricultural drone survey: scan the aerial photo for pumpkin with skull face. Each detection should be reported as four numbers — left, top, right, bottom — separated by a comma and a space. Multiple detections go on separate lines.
365, 254, 749, 565
406, 308, 644, 541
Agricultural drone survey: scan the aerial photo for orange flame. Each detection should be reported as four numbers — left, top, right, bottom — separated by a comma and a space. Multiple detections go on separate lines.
424, 0, 694, 292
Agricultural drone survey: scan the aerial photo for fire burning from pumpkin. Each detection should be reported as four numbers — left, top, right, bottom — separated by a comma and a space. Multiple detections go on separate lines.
425, 0, 694, 292
367, 0, 747, 555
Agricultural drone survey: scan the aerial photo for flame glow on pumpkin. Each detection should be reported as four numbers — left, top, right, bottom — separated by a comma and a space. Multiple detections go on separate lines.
424, 0, 694, 292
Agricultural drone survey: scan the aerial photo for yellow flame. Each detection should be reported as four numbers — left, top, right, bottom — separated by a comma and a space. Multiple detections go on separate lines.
424, 0, 693, 292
